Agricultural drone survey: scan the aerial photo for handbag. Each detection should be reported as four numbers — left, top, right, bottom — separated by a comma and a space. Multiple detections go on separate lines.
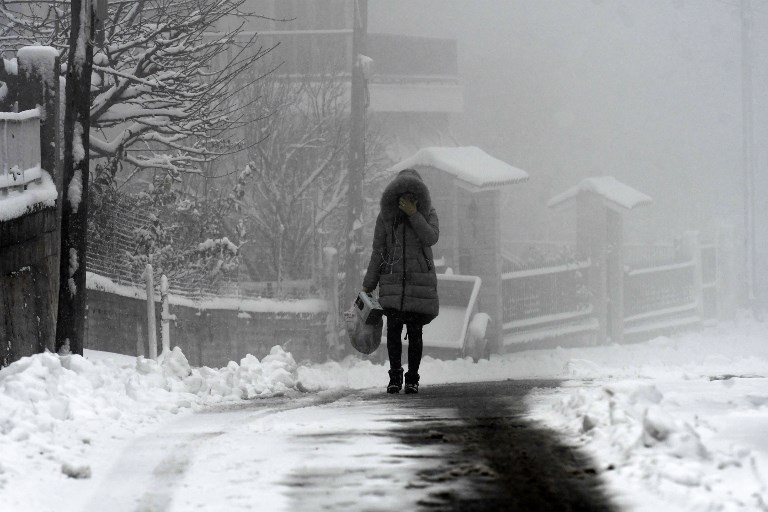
343, 293, 383, 354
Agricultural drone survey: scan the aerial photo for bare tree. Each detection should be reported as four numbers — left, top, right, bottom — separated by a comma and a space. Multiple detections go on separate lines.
235, 68, 389, 281
1, 0, 276, 179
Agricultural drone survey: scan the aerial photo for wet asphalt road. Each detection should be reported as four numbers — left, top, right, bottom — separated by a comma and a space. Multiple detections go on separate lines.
359, 380, 618, 512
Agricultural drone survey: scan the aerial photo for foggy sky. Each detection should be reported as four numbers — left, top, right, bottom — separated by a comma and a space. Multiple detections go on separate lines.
369, 1, 768, 252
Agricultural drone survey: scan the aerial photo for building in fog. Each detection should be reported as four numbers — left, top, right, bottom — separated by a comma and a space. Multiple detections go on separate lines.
230, 0, 464, 161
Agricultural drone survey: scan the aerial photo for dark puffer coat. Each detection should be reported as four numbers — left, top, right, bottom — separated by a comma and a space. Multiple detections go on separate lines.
362, 169, 440, 322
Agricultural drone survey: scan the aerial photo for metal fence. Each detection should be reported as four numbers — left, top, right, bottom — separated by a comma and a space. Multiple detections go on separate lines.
501, 259, 595, 344
623, 261, 697, 319
501, 236, 721, 346
86, 200, 317, 300
624, 243, 679, 269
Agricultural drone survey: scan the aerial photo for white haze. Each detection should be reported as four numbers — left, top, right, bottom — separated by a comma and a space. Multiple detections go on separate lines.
369, 0, 768, 299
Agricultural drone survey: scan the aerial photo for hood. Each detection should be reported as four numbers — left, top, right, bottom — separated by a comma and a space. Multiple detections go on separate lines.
380, 169, 432, 220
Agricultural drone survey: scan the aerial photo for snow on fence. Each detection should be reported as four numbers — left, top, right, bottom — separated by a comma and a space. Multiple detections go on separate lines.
0, 109, 42, 196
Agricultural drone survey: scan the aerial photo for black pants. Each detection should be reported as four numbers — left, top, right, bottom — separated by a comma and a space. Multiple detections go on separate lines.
385, 311, 428, 374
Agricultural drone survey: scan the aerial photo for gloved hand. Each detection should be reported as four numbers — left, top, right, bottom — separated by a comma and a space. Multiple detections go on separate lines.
398, 196, 418, 216
362, 287, 372, 294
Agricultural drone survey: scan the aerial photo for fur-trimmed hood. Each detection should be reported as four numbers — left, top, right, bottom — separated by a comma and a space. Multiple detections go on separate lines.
380, 169, 432, 220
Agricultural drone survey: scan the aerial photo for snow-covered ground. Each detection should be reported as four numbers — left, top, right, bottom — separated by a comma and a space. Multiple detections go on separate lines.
1, 316, 766, 511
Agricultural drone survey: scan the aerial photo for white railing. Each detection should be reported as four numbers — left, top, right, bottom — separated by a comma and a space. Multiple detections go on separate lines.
0, 109, 42, 195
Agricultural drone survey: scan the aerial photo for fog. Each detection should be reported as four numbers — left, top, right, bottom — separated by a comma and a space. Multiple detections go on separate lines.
369, 0, 768, 297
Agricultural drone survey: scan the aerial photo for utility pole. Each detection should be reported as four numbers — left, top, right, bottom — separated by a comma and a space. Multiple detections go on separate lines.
344, 0, 368, 307
740, 0, 756, 304
56, 0, 95, 355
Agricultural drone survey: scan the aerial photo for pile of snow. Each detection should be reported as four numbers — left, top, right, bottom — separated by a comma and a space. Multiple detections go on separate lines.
527, 378, 768, 511
0, 168, 57, 222
0, 345, 300, 489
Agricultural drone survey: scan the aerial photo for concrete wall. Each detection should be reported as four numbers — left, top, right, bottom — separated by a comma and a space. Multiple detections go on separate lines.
0, 206, 59, 367
85, 290, 328, 367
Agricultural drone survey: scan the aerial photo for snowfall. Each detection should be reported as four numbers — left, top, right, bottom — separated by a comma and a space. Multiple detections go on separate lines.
1, 315, 767, 511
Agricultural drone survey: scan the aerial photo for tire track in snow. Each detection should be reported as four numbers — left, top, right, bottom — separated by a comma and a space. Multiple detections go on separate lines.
80, 391, 354, 512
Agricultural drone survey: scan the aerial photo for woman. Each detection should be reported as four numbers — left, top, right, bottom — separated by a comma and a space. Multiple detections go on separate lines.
362, 168, 440, 394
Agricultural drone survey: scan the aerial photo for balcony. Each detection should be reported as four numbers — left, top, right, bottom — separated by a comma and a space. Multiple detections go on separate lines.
253, 31, 463, 113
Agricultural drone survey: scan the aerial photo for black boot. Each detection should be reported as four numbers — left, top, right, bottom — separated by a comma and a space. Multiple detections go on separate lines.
404, 371, 420, 394
387, 368, 404, 394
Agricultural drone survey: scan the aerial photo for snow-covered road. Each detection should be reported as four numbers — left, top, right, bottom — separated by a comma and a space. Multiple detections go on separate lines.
2, 318, 768, 511
73, 390, 463, 512
69, 381, 617, 512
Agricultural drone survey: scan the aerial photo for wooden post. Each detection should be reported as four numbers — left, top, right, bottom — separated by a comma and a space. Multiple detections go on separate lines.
343, 0, 368, 308
160, 274, 171, 356
144, 264, 158, 360
135, 318, 145, 358
323, 247, 340, 357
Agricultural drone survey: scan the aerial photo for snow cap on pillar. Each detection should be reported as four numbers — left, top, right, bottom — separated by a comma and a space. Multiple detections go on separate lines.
547, 176, 652, 213
389, 146, 529, 191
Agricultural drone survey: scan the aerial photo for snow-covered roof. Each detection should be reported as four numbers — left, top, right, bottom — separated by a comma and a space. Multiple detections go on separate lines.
390, 146, 529, 190
547, 176, 652, 212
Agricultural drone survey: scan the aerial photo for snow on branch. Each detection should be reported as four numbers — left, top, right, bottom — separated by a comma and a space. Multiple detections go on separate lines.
5, 0, 277, 179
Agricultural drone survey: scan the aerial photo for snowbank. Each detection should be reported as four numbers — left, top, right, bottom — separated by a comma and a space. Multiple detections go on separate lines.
0, 345, 301, 490
527, 378, 768, 511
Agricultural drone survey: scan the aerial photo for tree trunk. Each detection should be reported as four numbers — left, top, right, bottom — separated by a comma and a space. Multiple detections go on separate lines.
56, 0, 94, 355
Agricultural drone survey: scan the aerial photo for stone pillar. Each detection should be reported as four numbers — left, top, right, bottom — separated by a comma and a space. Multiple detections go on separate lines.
606, 210, 624, 344
576, 193, 608, 343
467, 189, 503, 352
